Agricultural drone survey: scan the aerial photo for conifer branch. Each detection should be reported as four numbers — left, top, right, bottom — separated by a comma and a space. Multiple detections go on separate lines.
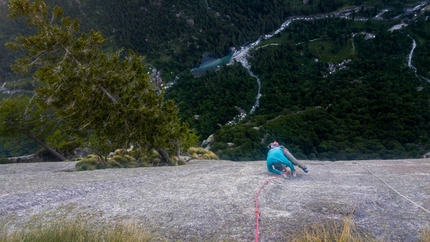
98, 84, 118, 104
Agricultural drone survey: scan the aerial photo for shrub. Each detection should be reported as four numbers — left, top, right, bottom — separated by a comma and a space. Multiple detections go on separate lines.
187, 147, 219, 160
75, 155, 102, 171
32, 150, 51, 161
136, 150, 162, 167
168, 159, 178, 166
107, 159, 122, 168
76, 146, 195, 170
220, 154, 231, 160
0, 157, 12, 164
111, 155, 137, 168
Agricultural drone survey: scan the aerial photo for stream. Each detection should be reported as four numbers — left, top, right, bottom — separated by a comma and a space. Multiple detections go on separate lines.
408, 35, 430, 83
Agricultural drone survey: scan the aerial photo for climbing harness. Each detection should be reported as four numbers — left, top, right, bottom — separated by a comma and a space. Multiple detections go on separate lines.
254, 173, 285, 242
359, 163, 430, 214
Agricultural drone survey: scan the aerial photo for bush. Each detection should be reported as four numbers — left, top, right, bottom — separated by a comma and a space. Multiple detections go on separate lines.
75, 155, 102, 171
111, 155, 138, 168
107, 159, 122, 168
135, 150, 162, 167
75, 146, 196, 170
35, 149, 60, 161
187, 147, 219, 160
0, 157, 12, 164
177, 159, 187, 165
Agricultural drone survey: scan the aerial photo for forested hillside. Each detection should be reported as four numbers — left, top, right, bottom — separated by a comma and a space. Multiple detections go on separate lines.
1, 0, 430, 161
166, 11, 430, 161
1, 0, 420, 81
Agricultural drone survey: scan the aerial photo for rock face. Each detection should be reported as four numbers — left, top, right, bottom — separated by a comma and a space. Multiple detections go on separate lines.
0, 159, 429, 241
186, 19, 194, 27
202, 134, 214, 149
74, 148, 90, 158
6, 155, 35, 163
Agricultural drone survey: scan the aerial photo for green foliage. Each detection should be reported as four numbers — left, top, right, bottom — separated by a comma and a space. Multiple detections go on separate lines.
211, 122, 267, 161
187, 147, 219, 160
7, 0, 194, 163
123, 148, 156, 166
75, 155, 100, 171
2, 0, 430, 161
76, 154, 138, 170
111, 155, 138, 168
78, 0, 353, 80
0, 95, 59, 157
177, 159, 187, 166
165, 64, 258, 139
74, 145, 192, 170
0, 133, 40, 157
0, 157, 12, 164
209, 16, 430, 161
0, 0, 372, 82
45, 130, 79, 158
76, 154, 137, 170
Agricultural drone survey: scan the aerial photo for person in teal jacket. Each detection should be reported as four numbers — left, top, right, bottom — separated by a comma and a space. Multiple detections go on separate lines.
266, 141, 296, 177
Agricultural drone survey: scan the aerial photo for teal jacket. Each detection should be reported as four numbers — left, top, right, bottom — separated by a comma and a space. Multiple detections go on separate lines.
266, 147, 295, 175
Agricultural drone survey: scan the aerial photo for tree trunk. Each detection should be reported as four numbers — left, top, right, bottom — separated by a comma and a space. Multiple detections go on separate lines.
156, 148, 170, 165
176, 146, 181, 160
24, 130, 67, 161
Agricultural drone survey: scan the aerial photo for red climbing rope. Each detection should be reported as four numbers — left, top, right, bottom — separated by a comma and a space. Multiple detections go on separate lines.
254, 173, 284, 242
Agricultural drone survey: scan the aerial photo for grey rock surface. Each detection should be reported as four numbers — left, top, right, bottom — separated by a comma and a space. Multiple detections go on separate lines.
1, 159, 429, 241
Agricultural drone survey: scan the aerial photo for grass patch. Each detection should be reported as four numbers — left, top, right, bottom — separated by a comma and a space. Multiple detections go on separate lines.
290, 215, 430, 242
308, 39, 354, 63
0, 206, 156, 242
188, 147, 219, 160
421, 227, 430, 242
290, 216, 374, 242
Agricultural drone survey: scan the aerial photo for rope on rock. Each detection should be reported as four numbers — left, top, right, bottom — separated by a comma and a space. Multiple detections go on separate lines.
359, 163, 430, 214
254, 173, 284, 242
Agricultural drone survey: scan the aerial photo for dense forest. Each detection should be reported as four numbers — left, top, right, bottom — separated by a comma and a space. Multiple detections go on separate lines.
1, 0, 430, 161
166, 13, 430, 161
1, 0, 423, 81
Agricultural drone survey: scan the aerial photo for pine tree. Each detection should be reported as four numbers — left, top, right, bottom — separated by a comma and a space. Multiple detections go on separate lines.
6, 0, 195, 164
0, 95, 67, 160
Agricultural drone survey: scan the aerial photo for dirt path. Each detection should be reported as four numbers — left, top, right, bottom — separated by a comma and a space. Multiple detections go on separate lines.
0, 159, 429, 241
